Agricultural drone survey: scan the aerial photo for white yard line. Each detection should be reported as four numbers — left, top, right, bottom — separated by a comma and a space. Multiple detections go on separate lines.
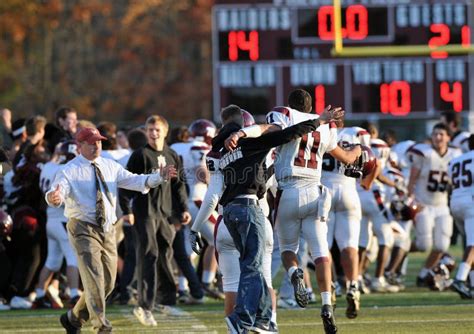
119, 306, 216, 333
3, 318, 474, 333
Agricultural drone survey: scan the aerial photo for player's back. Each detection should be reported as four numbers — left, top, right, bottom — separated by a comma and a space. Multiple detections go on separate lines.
266, 106, 337, 188
40, 161, 67, 221
407, 143, 461, 206
449, 150, 474, 199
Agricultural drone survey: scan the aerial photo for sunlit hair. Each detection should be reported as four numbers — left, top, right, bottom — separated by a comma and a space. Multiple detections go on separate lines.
145, 115, 169, 132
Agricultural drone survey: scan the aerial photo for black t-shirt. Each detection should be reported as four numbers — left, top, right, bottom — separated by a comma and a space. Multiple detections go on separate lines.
124, 144, 188, 219
216, 119, 319, 206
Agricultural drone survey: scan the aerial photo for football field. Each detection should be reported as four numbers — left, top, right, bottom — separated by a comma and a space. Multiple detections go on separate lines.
0, 248, 473, 334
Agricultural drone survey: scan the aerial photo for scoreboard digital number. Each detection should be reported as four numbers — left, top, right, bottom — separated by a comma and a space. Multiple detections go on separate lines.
212, 0, 473, 120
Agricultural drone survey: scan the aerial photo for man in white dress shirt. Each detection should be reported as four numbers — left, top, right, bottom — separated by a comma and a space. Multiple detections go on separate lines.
45, 127, 176, 334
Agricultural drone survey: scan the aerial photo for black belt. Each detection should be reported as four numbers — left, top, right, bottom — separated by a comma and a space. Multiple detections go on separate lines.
229, 198, 258, 206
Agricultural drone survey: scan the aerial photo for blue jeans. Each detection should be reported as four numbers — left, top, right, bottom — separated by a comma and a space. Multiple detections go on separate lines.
223, 201, 272, 328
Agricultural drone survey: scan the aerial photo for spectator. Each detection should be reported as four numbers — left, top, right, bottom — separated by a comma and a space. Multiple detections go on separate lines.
126, 115, 190, 327
0, 108, 13, 150
13, 115, 47, 168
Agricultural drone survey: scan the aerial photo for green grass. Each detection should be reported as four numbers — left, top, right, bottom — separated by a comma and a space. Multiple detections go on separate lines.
0, 246, 473, 333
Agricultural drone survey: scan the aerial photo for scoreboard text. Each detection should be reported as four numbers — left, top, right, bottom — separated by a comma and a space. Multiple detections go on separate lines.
212, 0, 473, 120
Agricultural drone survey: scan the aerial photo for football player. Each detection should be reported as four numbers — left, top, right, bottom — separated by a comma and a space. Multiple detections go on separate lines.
407, 123, 462, 285
448, 134, 474, 298
225, 89, 362, 334
170, 119, 222, 299
321, 125, 370, 318
358, 124, 400, 293
33, 141, 81, 309
440, 111, 470, 153
190, 108, 278, 328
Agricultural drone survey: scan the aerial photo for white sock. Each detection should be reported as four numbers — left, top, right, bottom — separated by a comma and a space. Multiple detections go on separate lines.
178, 276, 188, 291
35, 288, 45, 298
346, 280, 358, 289
271, 310, 277, 323
70, 289, 80, 298
455, 262, 471, 281
400, 257, 409, 275
306, 287, 313, 293
418, 267, 430, 279
288, 266, 298, 278
321, 291, 332, 306
202, 271, 216, 284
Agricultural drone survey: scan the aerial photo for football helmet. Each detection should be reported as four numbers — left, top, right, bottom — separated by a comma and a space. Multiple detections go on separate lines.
241, 109, 256, 127
342, 145, 377, 179
0, 209, 13, 237
58, 140, 79, 163
426, 263, 452, 291
390, 194, 421, 221
188, 119, 216, 144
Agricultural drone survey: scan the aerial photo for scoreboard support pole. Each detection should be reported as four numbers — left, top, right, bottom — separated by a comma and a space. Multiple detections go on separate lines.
331, 0, 474, 57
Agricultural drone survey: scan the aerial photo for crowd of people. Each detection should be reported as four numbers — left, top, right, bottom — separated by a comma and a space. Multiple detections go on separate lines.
0, 89, 472, 334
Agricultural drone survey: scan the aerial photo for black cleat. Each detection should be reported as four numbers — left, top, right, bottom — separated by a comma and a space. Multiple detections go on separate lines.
321, 304, 338, 334
451, 279, 472, 299
32, 296, 52, 309
290, 268, 309, 308
60, 313, 81, 334
345, 285, 360, 319
416, 276, 429, 287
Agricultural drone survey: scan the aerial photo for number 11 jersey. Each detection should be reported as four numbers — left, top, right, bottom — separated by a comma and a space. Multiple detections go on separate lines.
266, 106, 338, 189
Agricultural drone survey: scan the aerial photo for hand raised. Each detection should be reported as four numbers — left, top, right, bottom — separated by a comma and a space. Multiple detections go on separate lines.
47, 185, 62, 206
320, 105, 345, 127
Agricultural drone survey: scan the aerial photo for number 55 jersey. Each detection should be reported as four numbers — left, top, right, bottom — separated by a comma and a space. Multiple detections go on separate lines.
266, 107, 338, 189
407, 143, 461, 206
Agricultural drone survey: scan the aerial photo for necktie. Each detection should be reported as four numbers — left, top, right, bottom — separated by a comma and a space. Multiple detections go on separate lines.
91, 162, 112, 227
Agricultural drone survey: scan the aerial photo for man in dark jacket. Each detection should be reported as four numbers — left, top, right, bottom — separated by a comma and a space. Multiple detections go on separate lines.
211, 105, 322, 334
125, 115, 191, 327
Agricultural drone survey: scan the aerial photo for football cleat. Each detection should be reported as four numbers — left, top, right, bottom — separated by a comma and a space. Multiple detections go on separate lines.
346, 285, 360, 319
321, 304, 338, 334
451, 280, 472, 299
290, 269, 309, 308
371, 277, 399, 293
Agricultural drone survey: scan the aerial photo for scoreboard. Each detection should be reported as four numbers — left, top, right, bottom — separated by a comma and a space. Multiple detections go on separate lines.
211, 0, 474, 121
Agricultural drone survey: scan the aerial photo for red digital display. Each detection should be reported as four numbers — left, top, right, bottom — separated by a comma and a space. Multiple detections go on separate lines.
440, 81, 463, 112
228, 30, 259, 62
213, 1, 472, 119
380, 81, 411, 116
314, 85, 326, 115
318, 5, 368, 41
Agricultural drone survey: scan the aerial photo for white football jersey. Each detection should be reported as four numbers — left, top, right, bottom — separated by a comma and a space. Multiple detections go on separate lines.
171, 140, 210, 201
451, 130, 470, 153
40, 161, 67, 222
266, 106, 337, 188
322, 126, 371, 186
369, 138, 391, 192
448, 150, 474, 198
382, 165, 405, 203
407, 143, 462, 206
390, 140, 415, 179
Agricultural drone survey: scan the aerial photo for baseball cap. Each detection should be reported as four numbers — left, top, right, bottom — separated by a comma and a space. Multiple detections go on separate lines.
75, 127, 107, 144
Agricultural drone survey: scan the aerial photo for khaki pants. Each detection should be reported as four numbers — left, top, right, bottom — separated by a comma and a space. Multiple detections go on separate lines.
67, 219, 117, 333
